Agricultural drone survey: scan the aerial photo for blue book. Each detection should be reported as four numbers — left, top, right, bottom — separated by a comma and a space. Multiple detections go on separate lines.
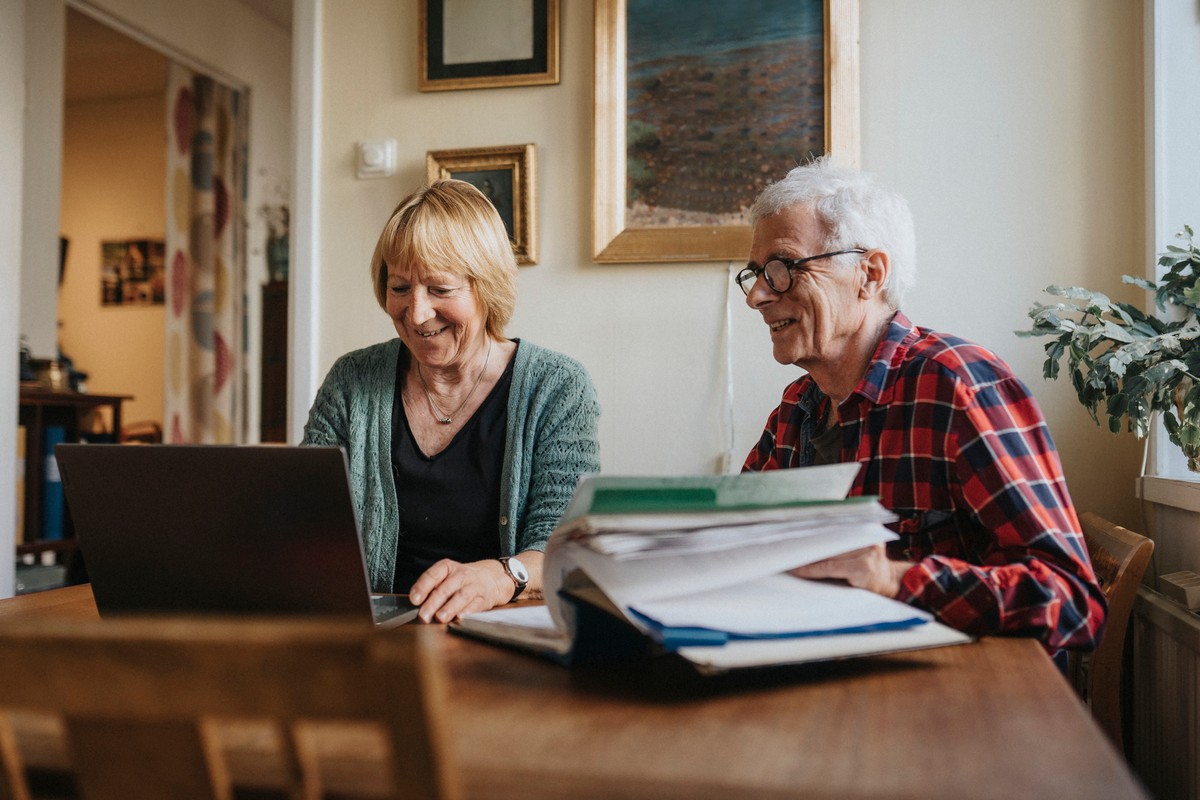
41, 426, 67, 540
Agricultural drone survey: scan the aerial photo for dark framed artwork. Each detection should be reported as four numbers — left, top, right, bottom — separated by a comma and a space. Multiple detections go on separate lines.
427, 144, 538, 264
419, 0, 560, 92
100, 239, 166, 306
594, 0, 861, 263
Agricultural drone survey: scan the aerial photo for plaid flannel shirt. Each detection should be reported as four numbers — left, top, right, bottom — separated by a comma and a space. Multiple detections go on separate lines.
744, 312, 1106, 653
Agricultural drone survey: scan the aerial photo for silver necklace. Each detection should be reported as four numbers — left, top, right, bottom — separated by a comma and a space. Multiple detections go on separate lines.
416, 340, 492, 425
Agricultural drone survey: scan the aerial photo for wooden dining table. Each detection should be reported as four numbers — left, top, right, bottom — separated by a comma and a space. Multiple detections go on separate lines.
0, 584, 1147, 799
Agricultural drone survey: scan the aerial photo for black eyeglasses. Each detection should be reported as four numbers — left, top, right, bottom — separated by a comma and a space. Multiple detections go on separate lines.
735, 249, 867, 296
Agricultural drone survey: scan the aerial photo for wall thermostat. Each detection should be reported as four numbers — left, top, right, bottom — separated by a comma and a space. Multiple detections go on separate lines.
356, 139, 396, 179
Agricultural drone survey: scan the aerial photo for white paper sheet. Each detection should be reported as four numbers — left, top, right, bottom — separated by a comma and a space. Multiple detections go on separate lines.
545, 522, 896, 629
628, 573, 928, 636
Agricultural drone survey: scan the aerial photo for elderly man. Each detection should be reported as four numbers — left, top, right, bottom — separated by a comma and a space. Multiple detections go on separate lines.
739, 157, 1105, 660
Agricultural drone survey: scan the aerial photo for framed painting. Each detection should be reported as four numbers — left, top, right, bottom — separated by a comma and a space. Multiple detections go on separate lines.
419, 0, 560, 92
100, 239, 166, 306
593, 0, 861, 263
427, 144, 538, 265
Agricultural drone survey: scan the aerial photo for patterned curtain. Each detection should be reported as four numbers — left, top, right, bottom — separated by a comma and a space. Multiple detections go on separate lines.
164, 63, 248, 444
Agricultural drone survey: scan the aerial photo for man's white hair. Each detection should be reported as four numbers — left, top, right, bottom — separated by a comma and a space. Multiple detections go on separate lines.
750, 156, 916, 309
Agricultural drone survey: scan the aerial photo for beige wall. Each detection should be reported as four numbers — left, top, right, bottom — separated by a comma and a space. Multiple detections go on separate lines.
59, 93, 167, 429
862, 1, 1146, 528
313, 0, 1144, 528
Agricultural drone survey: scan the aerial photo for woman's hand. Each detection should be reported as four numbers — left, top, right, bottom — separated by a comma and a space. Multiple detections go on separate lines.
408, 559, 513, 623
787, 544, 913, 598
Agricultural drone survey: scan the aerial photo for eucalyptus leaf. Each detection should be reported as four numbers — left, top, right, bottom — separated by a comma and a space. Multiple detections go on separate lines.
1123, 275, 1157, 291
1046, 286, 1112, 305
1101, 321, 1134, 343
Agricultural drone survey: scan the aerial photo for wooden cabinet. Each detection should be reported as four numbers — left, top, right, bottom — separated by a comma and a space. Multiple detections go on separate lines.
260, 280, 288, 442
17, 388, 130, 557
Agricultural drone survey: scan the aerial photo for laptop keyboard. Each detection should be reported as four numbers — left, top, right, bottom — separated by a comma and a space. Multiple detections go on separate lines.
371, 595, 420, 626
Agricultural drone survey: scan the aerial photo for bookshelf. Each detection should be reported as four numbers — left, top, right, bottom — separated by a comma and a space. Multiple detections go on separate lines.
16, 387, 131, 559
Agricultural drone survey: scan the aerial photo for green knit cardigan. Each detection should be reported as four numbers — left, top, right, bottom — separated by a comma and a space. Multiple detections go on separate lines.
302, 338, 601, 592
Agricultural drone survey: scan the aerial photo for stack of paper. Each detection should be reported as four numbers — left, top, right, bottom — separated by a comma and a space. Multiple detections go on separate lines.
453, 464, 972, 673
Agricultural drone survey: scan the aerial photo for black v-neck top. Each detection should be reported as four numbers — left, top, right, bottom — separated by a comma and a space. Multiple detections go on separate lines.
390, 349, 514, 593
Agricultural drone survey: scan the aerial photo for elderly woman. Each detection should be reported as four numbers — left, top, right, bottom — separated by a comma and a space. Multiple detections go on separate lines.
303, 180, 600, 623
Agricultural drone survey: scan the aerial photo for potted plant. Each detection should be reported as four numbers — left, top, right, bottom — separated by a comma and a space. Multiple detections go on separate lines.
1018, 226, 1200, 470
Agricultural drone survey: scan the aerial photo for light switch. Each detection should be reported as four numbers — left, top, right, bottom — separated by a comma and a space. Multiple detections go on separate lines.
356, 139, 396, 179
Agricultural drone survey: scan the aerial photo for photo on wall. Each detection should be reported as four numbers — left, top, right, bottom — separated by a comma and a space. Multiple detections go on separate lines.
100, 239, 166, 306
426, 144, 538, 265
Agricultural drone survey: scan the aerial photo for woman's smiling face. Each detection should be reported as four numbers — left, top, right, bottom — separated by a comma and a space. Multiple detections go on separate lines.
386, 261, 488, 370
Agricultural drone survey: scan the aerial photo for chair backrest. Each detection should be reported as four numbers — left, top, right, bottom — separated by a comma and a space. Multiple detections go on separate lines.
0, 616, 460, 800
1074, 512, 1154, 754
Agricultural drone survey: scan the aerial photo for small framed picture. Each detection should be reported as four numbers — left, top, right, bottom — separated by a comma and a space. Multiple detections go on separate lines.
426, 144, 538, 265
419, 0, 560, 92
100, 239, 167, 306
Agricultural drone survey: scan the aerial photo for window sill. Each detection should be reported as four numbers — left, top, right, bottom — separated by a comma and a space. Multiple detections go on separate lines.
1139, 475, 1200, 513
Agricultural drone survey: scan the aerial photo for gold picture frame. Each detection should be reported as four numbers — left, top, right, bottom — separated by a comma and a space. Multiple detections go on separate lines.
419, 0, 560, 92
427, 144, 538, 265
593, 0, 861, 263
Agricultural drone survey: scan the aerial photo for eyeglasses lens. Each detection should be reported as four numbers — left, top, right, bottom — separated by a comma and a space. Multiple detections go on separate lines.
736, 269, 756, 295
736, 261, 793, 295
763, 260, 791, 293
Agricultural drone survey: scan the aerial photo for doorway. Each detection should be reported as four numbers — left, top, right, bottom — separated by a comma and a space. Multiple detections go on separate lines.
58, 6, 275, 445
59, 7, 168, 434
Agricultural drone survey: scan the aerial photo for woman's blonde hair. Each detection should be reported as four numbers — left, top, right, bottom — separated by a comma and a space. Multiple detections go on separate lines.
370, 179, 518, 339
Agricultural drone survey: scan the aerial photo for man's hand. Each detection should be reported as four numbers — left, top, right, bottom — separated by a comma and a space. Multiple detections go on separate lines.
788, 544, 913, 598
408, 559, 513, 623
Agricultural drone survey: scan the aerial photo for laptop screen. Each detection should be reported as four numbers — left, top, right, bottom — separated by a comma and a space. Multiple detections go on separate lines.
56, 444, 378, 619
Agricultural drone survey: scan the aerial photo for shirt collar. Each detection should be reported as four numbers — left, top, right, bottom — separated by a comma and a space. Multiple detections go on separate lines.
850, 311, 916, 405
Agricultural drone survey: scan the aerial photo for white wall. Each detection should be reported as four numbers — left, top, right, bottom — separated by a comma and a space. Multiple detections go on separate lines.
20, 0, 64, 359
60, 93, 167, 428
311, 0, 1144, 528
0, 0, 26, 599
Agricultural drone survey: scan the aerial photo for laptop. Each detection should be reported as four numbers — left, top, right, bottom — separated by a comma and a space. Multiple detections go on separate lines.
55, 444, 418, 628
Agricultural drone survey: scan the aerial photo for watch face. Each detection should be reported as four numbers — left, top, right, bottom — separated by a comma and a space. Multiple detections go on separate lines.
507, 557, 529, 584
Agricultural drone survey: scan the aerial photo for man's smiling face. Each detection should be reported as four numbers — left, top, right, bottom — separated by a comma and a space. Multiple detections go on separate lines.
745, 204, 869, 370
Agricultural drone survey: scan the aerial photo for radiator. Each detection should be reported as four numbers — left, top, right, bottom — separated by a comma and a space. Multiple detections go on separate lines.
1132, 587, 1200, 800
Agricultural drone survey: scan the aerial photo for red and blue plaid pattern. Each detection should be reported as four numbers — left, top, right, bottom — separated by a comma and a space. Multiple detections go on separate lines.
744, 312, 1106, 653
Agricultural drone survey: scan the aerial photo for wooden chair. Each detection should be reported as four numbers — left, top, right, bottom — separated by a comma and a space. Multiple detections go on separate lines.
0, 616, 460, 800
1072, 512, 1154, 755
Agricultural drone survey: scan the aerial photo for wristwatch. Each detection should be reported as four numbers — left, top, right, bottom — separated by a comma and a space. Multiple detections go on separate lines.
498, 556, 529, 603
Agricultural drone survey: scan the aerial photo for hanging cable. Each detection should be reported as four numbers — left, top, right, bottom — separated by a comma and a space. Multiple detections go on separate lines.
720, 262, 739, 474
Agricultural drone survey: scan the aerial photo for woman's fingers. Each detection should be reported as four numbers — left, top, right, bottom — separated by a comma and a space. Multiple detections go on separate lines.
412, 559, 507, 622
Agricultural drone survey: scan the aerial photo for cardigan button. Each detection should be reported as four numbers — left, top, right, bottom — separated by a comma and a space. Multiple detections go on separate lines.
499, 515, 508, 526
